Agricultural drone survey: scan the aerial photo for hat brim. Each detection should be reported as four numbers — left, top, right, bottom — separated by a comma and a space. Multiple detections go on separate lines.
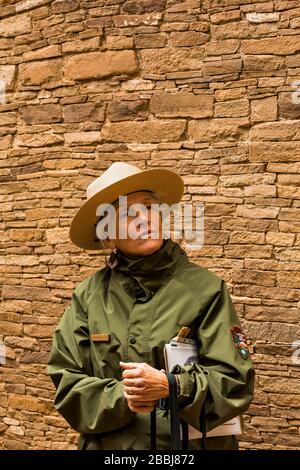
69, 168, 184, 250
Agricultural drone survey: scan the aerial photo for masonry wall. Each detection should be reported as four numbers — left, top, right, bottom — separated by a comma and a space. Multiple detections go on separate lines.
0, 0, 300, 450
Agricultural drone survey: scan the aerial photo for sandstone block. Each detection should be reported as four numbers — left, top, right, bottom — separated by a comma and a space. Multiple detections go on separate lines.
246, 13, 279, 23
135, 33, 167, 49
23, 324, 55, 338
249, 143, 300, 162
4, 439, 28, 451
16, 0, 51, 13
14, 133, 64, 147
23, 45, 61, 62
140, 47, 204, 74
211, 9, 241, 24
215, 98, 249, 118
52, 0, 79, 14
232, 269, 275, 286
122, 0, 166, 14
0, 65, 16, 90
224, 244, 273, 259
62, 37, 100, 54
20, 351, 51, 364
277, 272, 300, 288
236, 205, 279, 219
46, 227, 69, 244
205, 39, 239, 56
20, 104, 61, 124
169, 31, 209, 47
101, 120, 186, 143
8, 394, 52, 414
0, 255, 39, 266
220, 173, 275, 187
0, 136, 12, 149
63, 103, 105, 123
113, 13, 162, 27
183, 175, 218, 186
212, 21, 250, 40
0, 113, 17, 125
250, 121, 300, 141
246, 305, 299, 323
9, 229, 44, 242
202, 203, 236, 217
251, 96, 277, 122
243, 55, 284, 71
278, 185, 300, 199
106, 36, 134, 50
107, 100, 149, 122
266, 232, 295, 246
2, 285, 52, 302
241, 37, 300, 55
5, 336, 39, 350
122, 79, 154, 91
64, 51, 138, 81
0, 321, 22, 336
278, 174, 300, 185
244, 184, 276, 197
259, 377, 300, 394
64, 131, 101, 145
0, 13, 31, 37
279, 92, 300, 119
150, 92, 213, 118
203, 58, 242, 76
19, 59, 62, 86
28, 178, 60, 192
229, 231, 265, 244
189, 118, 249, 142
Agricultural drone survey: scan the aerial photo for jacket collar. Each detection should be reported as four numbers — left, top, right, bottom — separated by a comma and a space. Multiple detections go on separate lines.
107, 238, 188, 299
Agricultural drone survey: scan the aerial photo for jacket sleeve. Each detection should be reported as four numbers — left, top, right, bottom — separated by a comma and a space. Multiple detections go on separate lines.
47, 290, 135, 435
172, 279, 255, 433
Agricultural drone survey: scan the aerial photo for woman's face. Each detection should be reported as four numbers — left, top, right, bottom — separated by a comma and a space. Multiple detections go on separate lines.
105, 191, 164, 258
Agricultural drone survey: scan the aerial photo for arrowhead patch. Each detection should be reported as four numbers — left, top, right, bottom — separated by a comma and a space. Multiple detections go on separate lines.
230, 326, 249, 360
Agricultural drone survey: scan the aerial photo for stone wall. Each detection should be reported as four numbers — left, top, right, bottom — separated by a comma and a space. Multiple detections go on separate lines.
0, 0, 300, 450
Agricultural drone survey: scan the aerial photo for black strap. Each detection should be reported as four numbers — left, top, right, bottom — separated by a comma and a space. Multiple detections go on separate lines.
200, 405, 207, 450
181, 418, 189, 450
150, 407, 156, 450
151, 374, 207, 451
167, 373, 182, 450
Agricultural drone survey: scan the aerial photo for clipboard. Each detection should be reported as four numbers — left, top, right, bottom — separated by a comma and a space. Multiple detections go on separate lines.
164, 338, 243, 438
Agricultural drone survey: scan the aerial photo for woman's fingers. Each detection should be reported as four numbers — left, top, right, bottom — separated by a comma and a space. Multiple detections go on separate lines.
120, 361, 141, 370
128, 404, 155, 414
122, 368, 142, 379
123, 377, 144, 387
123, 389, 141, 400
126, 397, 157, 414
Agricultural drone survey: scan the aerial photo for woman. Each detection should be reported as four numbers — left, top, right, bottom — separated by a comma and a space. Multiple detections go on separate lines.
47, 162, 255, 450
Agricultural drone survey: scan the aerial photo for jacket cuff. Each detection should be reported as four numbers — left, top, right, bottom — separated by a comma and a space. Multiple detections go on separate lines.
176, 372, 194, 399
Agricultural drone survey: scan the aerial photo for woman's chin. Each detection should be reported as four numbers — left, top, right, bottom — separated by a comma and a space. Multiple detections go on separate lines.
130, 238, 163, 256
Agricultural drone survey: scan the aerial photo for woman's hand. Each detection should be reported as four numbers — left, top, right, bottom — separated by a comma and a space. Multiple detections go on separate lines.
120, 361, 169, 413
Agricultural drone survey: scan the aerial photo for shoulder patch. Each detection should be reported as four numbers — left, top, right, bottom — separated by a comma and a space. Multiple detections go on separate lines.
230, 326, 249, 360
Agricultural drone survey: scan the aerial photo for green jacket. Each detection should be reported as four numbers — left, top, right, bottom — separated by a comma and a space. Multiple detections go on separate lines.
47, 239, 255, 450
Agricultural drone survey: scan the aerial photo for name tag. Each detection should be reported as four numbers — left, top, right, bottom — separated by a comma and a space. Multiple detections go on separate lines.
91, 333, 111, 342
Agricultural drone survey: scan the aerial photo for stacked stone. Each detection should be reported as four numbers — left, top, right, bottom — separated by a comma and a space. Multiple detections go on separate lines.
0, 0, 299, 450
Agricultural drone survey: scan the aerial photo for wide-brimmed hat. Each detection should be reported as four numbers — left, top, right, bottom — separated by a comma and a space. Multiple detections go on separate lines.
69, 162, 184, 250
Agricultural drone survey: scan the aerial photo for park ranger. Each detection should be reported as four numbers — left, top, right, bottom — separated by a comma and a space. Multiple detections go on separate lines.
47, 162, 255, 450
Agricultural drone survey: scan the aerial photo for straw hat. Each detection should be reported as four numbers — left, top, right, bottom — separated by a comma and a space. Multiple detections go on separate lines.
69, 162, 184, 250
